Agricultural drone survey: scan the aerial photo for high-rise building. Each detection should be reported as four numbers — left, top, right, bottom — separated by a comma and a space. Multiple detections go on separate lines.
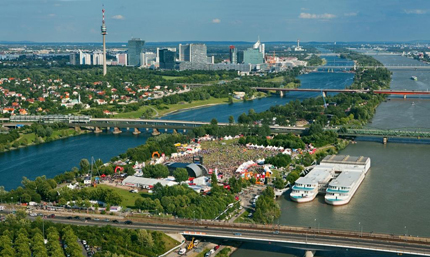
158, 48, 176, 70
140, 52, 157, 66
79, 51, 92, 65
237, 38, 265, 65
116, 53, 127, 66
93, 51, 104, 65
69, 53, 77, 65
229, 45, 237, 63
128, 38, 145, 66
179, 43, 208, 64
179, 44, 190, 62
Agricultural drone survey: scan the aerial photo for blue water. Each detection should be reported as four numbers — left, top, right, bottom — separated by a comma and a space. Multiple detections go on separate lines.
0, 132, 149, 190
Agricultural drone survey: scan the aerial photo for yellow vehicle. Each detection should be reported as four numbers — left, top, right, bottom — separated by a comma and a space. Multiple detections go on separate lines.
187, 237, 195, 250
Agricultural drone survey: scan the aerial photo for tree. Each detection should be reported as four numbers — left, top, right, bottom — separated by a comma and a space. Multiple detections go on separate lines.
273, 178, 286, 189
228, 115, 234, 124
173, 168, 189, 183
228, 95, 233, 104
79, 159, 90, 173
210, 118, 218, 125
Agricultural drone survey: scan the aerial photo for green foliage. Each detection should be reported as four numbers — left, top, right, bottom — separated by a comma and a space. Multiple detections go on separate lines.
253, 187, 280, 224
135, 184, 234, 219
265, 153, 292, 168
173, 168, 189, 182
142, 164, 169, 178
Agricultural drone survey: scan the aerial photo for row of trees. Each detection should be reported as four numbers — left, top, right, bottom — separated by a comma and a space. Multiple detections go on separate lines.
135, 183, 234, 219
0, 212, 170, 257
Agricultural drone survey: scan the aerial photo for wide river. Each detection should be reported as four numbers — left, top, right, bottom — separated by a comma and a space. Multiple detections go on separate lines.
0, 54, 428, 256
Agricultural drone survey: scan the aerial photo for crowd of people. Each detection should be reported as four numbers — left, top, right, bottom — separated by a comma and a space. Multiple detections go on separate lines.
168, 140, 278, 180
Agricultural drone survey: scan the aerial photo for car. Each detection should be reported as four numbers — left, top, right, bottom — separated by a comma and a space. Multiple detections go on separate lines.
204, 251, 212, 257
47, 214, 55, 218
273, 230, 280, 235
29, 213, 37, 217
233, 233, 242, 236
112, 220, 119, 223
82, 240, 87, 245
85, 217, 91, 221
194, 240, 199, 246
66, 216, 73, 220
94, 218, 100, 221
74, 216, 80, 220
214, 245, 220, 251
103, 218, 110, 222
124, 220, 133, 225
178, 248, 186, 255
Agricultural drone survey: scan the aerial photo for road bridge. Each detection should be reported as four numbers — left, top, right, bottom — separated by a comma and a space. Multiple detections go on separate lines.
34, 215, 430, 257
3, 116, 430, 143
253, 87, 430, 98
306, 65, 430, 70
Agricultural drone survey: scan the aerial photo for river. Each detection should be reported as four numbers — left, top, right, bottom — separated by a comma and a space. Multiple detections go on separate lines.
232, 55, 430, 257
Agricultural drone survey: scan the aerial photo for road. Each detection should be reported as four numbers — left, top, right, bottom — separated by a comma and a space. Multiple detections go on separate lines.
35, 216, 430, 256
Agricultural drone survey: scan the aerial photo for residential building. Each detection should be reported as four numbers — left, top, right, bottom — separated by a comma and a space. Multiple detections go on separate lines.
229, 46, 237, 63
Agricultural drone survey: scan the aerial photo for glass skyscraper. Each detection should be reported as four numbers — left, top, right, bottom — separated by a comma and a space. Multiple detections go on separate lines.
128, 38, 145, 66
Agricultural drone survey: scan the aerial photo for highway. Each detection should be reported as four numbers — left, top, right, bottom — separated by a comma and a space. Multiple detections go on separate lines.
36, 215, 430, 256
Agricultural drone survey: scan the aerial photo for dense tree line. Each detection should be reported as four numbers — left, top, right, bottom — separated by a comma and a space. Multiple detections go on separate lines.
135, 183, 234, 219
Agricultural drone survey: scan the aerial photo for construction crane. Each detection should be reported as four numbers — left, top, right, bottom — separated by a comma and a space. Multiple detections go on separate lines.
187, 237, 195, 250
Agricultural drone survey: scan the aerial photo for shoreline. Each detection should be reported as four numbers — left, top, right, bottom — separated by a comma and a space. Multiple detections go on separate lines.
0, 130, 90, 154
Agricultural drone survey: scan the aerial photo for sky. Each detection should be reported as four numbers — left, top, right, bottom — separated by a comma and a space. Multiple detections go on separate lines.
1, 0, 430, 43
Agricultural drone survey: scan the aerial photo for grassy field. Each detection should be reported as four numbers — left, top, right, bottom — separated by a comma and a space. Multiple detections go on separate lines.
17, 128, 77, 144
95, 184, 150, 208
114, 97, 235, 119
162, 75, 186, 81
162, 234, 180, 252
264, 76, 285, 83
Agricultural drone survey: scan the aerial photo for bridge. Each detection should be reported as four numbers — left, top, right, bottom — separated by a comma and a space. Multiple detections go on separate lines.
3, 116, 430, 143
306, 65, 430, 70
253, 87, 430, 98
36, 214, 430, 257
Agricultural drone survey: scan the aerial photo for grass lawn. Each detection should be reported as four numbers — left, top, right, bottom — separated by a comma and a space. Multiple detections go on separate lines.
95, 184, 150, 208
265, 76, 285, 83
162, 234, 180, 251
113, 106, 154, 119
162, 75, 186, 81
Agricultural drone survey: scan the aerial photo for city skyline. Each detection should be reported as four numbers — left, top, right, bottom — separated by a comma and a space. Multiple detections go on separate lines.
1, 0, 430, 43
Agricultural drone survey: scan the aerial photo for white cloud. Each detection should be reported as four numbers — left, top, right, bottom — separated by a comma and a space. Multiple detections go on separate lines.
112, 15, 125, 20
48, 13, 56, 17
344, 12, 358, 17
299, 13, 336, 19
404, 9, 427, 14
212, 18, 221, 24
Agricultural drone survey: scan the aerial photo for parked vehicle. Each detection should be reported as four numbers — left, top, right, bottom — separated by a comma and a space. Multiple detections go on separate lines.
124, 220, 133, 224
178, 248, 186, 255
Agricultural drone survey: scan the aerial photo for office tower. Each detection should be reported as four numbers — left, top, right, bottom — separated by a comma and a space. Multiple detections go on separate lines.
69, 53, 77, 65
179, 43, 208, 64
101, 7, 107, 75
179, 44, 190, 61
158, 48, 176, 69
229, 45, 237, 63
128, 38, 145, 66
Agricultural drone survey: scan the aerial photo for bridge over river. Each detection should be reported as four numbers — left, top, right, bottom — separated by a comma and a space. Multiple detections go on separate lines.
41, 214, 430, 257
3, 116, 430, 144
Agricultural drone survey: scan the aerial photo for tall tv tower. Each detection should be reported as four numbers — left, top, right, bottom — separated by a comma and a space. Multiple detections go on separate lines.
101, 6, 107, 76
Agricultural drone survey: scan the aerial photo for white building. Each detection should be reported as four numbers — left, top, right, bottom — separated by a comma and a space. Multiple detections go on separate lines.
122, 176, 178, 188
